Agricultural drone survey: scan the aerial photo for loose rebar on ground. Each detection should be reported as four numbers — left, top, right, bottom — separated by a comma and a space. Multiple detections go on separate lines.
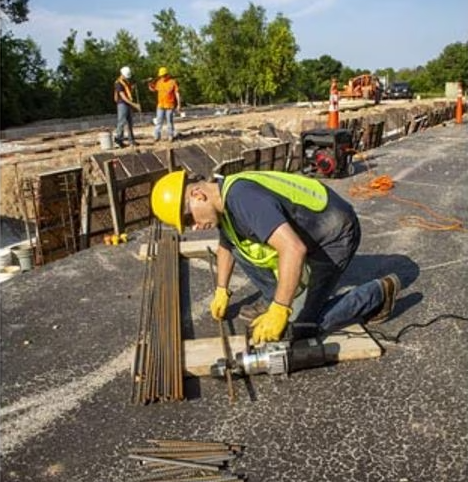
127, 438, 246, 481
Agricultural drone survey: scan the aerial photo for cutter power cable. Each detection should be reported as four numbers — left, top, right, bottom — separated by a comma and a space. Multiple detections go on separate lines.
367, 313, 468, 344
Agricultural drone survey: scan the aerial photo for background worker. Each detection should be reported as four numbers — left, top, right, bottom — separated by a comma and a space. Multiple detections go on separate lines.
151, 170, 401, 344
148, 66, 181, 142
374, 76, 382, 105
114, 66, 141, 148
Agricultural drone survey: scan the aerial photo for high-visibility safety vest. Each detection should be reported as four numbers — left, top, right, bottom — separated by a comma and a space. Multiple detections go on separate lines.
114, 76, 133, 103
220, 171, 329, 292
150, 77, 179, 109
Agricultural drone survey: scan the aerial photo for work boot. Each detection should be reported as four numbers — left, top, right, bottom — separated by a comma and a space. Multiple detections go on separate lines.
367, 273, 401, 325
114, 137, 126, 148
238, 299, 269, 321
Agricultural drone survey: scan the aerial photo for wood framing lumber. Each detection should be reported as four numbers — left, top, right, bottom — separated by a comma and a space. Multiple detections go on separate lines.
183, 324, 382, 377
104, 159, 124, 235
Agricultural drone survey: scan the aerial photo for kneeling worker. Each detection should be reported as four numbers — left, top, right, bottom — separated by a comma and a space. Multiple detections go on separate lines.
151, 170, 401, 344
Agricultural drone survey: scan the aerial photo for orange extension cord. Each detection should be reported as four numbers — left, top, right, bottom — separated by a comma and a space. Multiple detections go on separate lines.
348, 161, 466, 232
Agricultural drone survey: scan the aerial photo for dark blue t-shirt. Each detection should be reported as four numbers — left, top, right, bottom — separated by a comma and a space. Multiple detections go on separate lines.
115, 80, 131, 105
220, 178, 360, 269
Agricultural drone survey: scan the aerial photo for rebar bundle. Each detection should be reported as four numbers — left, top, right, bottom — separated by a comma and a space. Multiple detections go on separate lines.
131, 221, 183, 403
127, 438, 246, 481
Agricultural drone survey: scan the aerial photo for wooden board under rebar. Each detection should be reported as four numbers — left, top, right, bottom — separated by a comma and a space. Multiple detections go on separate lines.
138, 239, 219, 259
183, 324, 382, 377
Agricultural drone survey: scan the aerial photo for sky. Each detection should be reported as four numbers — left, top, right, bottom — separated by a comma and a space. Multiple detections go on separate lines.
5, 0, 468, 72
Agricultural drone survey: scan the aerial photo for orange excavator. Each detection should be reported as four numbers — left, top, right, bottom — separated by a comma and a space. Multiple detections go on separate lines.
340, 74, 379, 100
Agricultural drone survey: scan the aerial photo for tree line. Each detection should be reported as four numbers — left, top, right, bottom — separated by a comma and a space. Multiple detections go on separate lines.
1, 0, 467, 129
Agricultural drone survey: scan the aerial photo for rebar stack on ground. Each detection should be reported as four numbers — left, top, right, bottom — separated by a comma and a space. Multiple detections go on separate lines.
131, 220, 184, 404
127, 439, 247, 481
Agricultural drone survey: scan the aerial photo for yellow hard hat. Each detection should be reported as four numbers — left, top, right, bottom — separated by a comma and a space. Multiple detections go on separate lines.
158, 66, 168, 77
151, 170, 186, 233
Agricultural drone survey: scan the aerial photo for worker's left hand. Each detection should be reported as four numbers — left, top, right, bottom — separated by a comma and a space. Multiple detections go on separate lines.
251, 301, 292, 344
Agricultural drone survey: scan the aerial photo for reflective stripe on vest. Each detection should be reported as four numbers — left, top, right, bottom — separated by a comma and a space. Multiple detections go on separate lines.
114, 77, 133, 103
220, 171, 328, 282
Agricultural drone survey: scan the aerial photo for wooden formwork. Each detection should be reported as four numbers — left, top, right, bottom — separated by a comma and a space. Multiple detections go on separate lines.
85, 139, 290, 242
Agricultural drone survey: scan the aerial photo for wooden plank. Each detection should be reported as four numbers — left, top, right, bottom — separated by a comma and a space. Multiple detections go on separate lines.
104, 160, 125, 235
273, 143, 285, 172
242, 148, 260, 171
119, 153, 148, 176
183, 324, 382, 377
114, 168, 168, 190
214, 157, 244, 176
175, 145, 218, 180
183, 335, 246, 377
36, 167, 83, 263
91, 153, 127, 180
138, 239, 219, 259
259, 146, 275, 170
80, 184, 92, 250
140, 152, 165, 172
200, 138, 244, 163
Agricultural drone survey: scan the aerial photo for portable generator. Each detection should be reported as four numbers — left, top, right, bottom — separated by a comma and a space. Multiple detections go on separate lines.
301, 128, 355, 178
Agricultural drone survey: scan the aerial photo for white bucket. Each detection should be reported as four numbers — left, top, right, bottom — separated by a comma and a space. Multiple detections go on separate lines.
0, 265, 21, 283
98, 132, 113, 150
0, 248, 12, 269
11, 244, 35, 272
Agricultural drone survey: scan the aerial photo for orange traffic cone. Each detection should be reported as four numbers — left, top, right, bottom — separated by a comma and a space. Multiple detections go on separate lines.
455, 81, 463, 124
327, 78, 340, 129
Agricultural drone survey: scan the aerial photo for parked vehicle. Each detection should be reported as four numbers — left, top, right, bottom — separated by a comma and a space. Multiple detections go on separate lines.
385, 82, 414, 100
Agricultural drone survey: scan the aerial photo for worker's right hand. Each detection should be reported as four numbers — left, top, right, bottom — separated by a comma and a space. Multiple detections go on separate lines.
251, 301, 292, 344
210, 286, 231, 321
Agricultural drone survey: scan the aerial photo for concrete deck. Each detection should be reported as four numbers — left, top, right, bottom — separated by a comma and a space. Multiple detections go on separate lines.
1, 120, 467, 482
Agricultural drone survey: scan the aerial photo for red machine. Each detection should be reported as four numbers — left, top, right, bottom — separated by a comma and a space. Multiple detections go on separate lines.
301, 128, 355, 178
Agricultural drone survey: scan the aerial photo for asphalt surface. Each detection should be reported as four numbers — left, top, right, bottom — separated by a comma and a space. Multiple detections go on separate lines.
1, 120, 468, 482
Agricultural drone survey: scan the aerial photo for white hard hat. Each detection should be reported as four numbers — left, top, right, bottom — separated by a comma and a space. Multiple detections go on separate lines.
120, 66, 132, 79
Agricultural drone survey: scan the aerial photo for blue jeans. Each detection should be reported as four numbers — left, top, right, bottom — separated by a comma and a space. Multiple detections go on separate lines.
233, 250, 384, 334
154, 108, 175, 139
115, 103, 135, 143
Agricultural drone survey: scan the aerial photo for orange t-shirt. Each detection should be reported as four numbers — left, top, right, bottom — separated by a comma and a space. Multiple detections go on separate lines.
150, 77, 179, 109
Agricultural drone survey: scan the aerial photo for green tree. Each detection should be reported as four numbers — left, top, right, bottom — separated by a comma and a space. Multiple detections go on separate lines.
198, 4, 298, 105
236, 3, 267, 105
110, 30, 147, 109
199, 7, 242, 103
262, 14, 298, 103
111, 29, 143, 73
145, 8, 197, 106
426, 41, 468, 90
295, 59, 320, 101
183, 26, 205, 104
295, 57, 344, 101
56, 30, 115, 117
0, 0, 28, 23
1, 31, 56, 127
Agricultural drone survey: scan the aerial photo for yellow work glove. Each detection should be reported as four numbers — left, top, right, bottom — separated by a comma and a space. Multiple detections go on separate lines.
210, 287, 231, 321
251, 301, 292, 345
